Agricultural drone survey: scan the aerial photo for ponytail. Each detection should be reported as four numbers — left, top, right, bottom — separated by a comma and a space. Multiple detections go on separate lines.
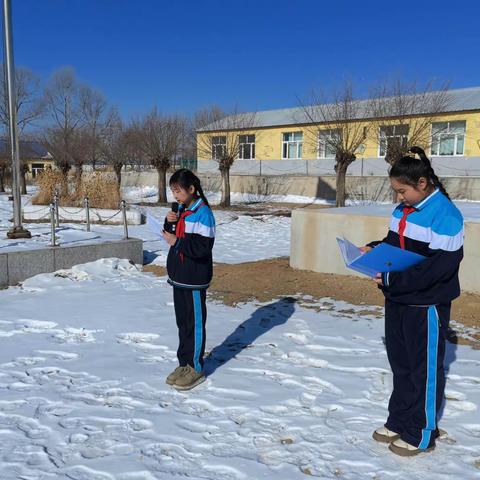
193, 177, 210, 207
390, 146, 451, 201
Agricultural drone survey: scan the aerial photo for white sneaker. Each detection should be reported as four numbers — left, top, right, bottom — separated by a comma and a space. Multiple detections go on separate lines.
372, 426, 401, 443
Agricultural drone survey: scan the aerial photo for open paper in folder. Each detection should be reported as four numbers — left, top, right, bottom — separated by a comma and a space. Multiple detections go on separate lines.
146, 212, 164, 236
336, 237, 426, 278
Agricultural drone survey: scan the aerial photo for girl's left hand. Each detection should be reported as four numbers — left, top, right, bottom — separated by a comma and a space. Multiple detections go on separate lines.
162, 230, 177, 246
374, 272, 383, 286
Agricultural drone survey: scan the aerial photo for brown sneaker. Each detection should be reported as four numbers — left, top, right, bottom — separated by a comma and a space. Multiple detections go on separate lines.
173, 365, 205, 391
165, 366, 188, 385
389, 438, 435, 457
372, 426, 401, 443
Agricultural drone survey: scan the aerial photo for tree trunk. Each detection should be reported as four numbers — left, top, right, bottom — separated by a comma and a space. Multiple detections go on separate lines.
385, 140, 404, 203
220, 167, 231, 207
20, 170, 27, 195
75, 167, 82, 183
0, 168, 5, 193
61, 163, 71, 181
335, 162, 348, 207
386, 157, 398, 203
157, 166, 167, 204
114, 165, 122, 191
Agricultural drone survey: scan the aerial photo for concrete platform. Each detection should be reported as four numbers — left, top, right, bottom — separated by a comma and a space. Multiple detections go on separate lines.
1, 238, 143, 287
290, 204, 480, 294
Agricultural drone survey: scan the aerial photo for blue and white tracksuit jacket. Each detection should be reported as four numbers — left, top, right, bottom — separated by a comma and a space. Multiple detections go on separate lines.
166, 198, 216, 289
369, 189, 464, 449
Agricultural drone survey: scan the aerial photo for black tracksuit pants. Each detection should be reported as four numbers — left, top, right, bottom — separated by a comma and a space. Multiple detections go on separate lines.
173, 287, 207, 373
384, 300, 450, 449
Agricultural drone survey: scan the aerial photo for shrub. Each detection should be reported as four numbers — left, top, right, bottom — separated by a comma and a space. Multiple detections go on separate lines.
32, 169, 120, 209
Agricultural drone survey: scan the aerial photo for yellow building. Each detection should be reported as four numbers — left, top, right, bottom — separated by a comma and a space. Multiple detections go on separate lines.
0, 139, 54, 179
197, 87, 480, 177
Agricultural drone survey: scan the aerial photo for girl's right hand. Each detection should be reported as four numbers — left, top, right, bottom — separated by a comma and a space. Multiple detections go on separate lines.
166, 211, 179, 223
359, 246, 372, 253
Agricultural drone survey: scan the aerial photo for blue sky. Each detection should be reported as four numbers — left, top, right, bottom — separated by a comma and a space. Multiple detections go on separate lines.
9, 0, 480, 119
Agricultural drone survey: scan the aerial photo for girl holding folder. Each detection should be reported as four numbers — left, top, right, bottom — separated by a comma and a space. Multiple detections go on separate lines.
364, 147, 464, 456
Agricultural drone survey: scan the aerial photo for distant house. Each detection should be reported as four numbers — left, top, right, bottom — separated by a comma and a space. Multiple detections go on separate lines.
0, 139, 54, 178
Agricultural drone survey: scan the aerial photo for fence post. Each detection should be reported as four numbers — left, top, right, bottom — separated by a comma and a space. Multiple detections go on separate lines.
50, 203, 57, 246
53, 190, 60, 228
121, 200, 128, 239
84, 196, 90, 232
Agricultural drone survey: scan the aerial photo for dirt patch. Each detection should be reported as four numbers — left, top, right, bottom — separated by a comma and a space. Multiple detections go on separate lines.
210, 258, 385, 308
143, 258, 480, 347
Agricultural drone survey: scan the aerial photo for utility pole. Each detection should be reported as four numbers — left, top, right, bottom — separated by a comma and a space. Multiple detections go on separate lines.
2, 0, 31, 238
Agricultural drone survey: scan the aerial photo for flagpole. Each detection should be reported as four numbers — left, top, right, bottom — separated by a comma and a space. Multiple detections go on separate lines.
2, 0, 30, 238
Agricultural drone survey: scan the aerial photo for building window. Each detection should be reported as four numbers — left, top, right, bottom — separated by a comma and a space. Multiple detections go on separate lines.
431, 121, 465, 156
239, 134, 255, 159
379, 125, 409, 157
212, 136, 226, 159
31, 163, 45, 178
318, 129, 341, 158
282, 132, 303, 159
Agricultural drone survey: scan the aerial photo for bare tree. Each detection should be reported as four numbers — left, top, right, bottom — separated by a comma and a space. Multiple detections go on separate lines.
69, 128, 92, 186
101, 114, 140, 189
195, 106, 256, 207
0, 66, 45, 131
136, 109, 187, 204
369, 80, 451, 165
42, 67, 84, 177
0, 66, 45, 192
80, 85, 115, 170
302, 82, 370, 207
368, 80, 451, 201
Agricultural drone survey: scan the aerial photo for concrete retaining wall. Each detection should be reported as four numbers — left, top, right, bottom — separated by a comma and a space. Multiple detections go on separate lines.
198, 174, 480, 203
197, 158, 480, 177
290, 207, 480, 294
121, 171, 480, 202
0, 238, 144, 287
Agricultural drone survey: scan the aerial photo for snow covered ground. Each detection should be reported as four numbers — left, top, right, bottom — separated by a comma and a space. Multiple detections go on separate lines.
0, 259, 479, 479
0, 189, 478, 478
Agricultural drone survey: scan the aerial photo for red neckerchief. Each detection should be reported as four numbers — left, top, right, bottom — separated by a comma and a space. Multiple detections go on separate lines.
175, 201, 205, 261
398, 206, 415, 250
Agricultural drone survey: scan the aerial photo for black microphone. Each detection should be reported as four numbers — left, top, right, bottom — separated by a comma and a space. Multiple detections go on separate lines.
170, 202, 179, 233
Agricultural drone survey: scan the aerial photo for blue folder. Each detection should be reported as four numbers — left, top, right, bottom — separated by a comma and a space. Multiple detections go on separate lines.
336, 237, 426, 278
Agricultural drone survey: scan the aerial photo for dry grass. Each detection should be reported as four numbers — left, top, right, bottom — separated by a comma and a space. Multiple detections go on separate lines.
32, 170, 68, 205
33, 170, 120, 209
76, 172, 120, 209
